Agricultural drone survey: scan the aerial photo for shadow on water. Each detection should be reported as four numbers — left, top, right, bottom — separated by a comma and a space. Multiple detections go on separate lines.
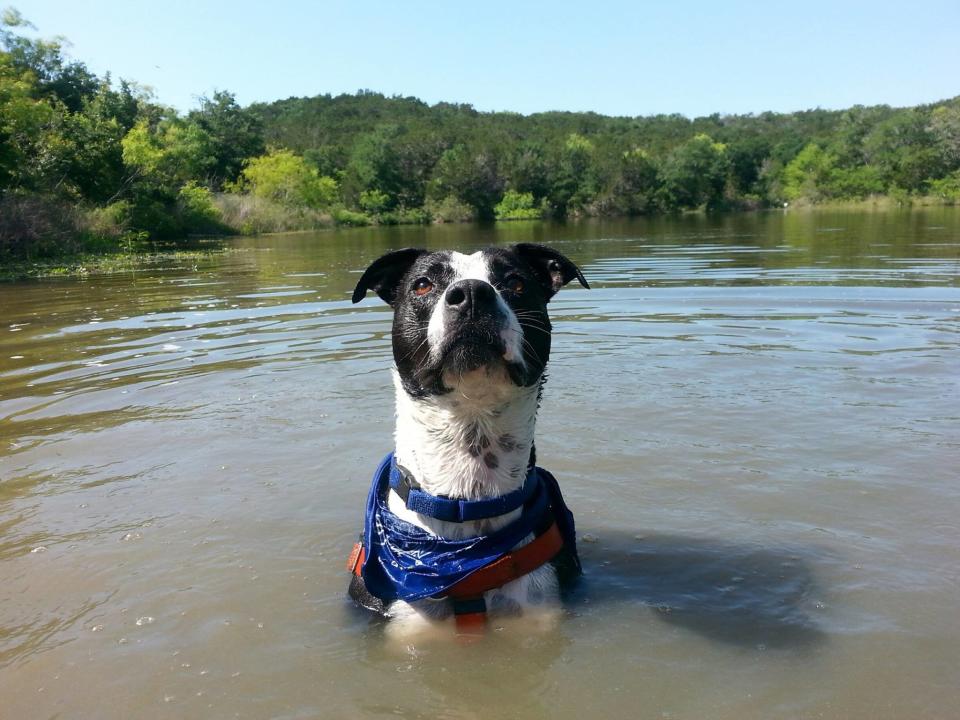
570, 529, 828, 650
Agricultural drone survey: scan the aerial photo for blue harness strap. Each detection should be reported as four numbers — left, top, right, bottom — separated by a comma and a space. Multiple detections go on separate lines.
389, 459, 539, 522
350, 452, 580, 605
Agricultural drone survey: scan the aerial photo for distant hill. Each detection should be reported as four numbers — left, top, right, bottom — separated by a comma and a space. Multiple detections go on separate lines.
247, 90, 960, 218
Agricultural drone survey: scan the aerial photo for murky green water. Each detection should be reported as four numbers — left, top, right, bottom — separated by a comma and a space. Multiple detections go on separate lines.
1, 210, 959, 719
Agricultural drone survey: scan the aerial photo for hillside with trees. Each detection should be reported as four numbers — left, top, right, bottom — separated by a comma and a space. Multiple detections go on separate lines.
2, 8, 959, 262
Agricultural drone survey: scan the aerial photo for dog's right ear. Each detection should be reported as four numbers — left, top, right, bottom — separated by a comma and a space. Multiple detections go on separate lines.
352, 248, 429, 305
512, 243, 589, 301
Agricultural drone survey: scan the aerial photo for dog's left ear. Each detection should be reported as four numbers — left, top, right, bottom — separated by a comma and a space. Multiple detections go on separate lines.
512, 243, 590, 301
352, 248, 429, 305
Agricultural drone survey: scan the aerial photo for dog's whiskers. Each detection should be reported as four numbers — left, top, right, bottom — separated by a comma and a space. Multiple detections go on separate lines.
517, 320, 551, 339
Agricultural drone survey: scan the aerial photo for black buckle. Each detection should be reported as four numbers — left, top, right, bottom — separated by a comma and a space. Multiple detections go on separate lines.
452, 596, 487, 616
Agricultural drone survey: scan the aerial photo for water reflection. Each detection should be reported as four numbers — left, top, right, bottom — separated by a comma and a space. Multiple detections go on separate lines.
0, 593, 115, 670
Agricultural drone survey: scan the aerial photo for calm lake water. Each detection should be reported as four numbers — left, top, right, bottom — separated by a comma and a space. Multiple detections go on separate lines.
1, 209, 958, 719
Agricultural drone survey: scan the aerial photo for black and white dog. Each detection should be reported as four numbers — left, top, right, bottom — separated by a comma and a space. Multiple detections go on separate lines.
350, 244, 588, 636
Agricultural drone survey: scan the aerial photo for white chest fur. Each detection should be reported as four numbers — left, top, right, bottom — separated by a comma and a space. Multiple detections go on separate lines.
390, 367, 539, 539
385, 367, 560, 636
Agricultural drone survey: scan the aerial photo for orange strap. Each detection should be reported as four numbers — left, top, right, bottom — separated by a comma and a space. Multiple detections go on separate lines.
347, 541, 365, 574
453, 609, 487, 638
447, 521, 564, 598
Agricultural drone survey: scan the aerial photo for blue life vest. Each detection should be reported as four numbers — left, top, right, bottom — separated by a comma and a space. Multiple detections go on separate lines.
354, 453, 580, 605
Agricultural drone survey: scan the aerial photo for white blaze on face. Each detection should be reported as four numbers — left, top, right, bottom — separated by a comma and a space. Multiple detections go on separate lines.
426, 251, 525, 367
449, 250, 491, 284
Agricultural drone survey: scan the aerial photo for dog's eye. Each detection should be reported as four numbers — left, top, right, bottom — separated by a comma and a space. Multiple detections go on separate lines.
413, 278, 434, 296
504, 275, 525, 294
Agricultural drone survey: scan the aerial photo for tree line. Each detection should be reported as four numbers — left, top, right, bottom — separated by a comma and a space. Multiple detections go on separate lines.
2, 8, 959, 260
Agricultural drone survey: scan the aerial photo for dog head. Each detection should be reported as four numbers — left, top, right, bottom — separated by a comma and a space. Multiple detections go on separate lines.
353, 244, 589, 397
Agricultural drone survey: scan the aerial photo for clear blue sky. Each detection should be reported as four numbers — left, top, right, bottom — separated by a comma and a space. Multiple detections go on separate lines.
15, 0, 960, 117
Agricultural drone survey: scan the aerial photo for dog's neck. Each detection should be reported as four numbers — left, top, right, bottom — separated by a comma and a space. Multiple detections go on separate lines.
392, 367, 539, 501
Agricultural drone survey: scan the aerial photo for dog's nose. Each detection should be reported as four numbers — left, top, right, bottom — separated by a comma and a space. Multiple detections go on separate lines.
445, 279, 497, 317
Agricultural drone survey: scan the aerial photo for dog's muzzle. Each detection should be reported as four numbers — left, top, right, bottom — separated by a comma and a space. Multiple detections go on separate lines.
435, 280, 508, 371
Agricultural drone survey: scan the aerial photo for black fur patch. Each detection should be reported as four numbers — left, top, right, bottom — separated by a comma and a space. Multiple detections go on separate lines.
498, 433, 519, 452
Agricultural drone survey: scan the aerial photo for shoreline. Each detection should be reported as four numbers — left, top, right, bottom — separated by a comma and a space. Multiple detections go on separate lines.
2, 200, 957, 282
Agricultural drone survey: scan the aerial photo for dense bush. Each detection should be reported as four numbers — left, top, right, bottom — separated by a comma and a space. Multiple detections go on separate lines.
0, 194, 85, 258
176, 182, 228, 234
330, 207, 373, 226
425, 195, 476, 223
234, 149, 338, 208
929, 171, 960, 202
495, 190, 542, 220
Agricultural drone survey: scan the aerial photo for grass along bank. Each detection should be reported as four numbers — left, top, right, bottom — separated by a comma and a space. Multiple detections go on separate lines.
0, 241, 240, 281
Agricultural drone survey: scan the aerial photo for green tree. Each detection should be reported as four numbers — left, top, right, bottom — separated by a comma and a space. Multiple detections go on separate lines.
929, 170, 960, 202
658, 133, 730, 210
342, 125, 405, 208
0, 50, 52, 189
430, 143, 503, 220
121, 117, 214, 188
189, 90, 264, 188
613, 148, 659, 214
863, 110, 943, 191
237, 148, 338, 208
176, 181, 223, 232
726, 136, 772, 197
1, 8, 97, 112
341, 124, 442, 210
781, 143, 836, 201
359, 188, 390, 214
503, 141, 546, 198
929, 104, 960, 171
828, 165, 884, 198
551, 133, 599, 215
